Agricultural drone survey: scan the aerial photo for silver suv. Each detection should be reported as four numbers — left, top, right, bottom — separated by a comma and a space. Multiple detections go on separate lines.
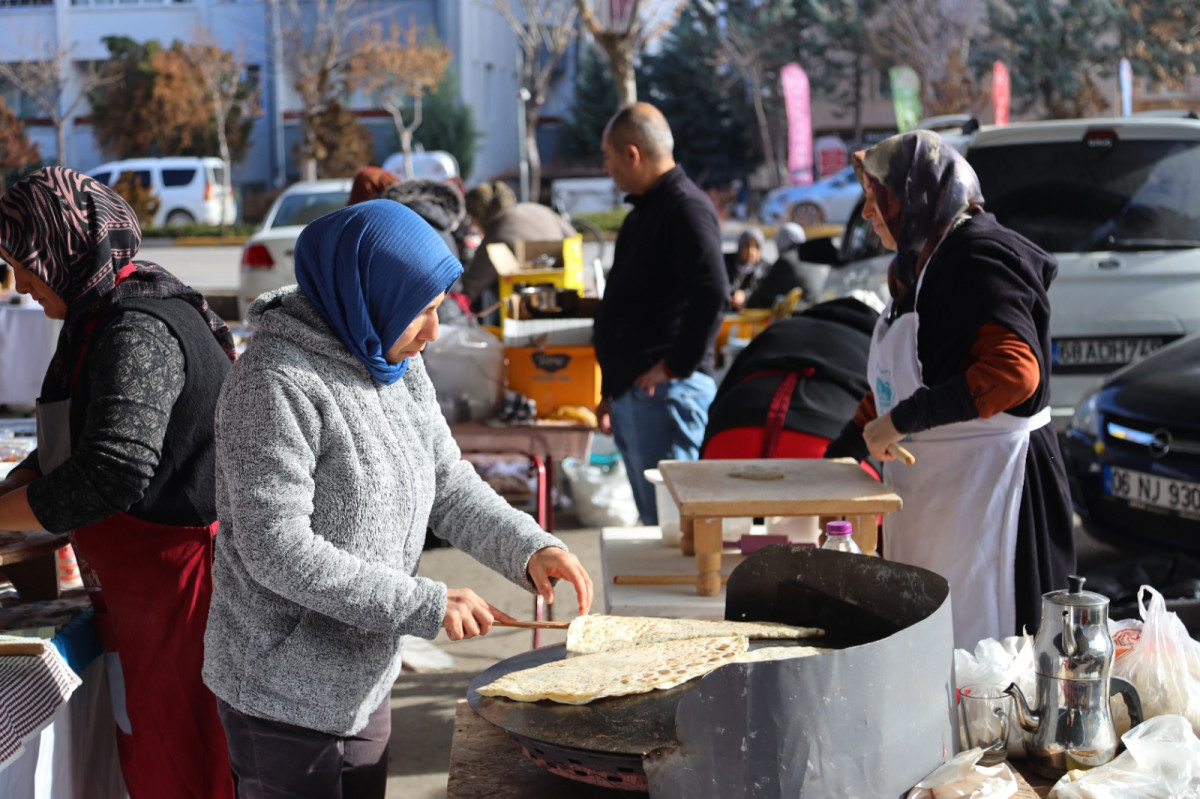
823, 116, 1200, 429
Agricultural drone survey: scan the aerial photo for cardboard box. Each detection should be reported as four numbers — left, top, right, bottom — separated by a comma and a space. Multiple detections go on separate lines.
505, 345, 601, 417
489, 236, 585, 314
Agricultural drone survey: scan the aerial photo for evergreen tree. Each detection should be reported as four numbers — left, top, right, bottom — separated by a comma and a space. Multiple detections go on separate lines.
800, 0, 887, 149
87, 36, 161, 158
640, 2, 755, 187
1120, 0, 1199, 98
973, 0, 1125, 118
411, 65, 480, 181
558, 45, 621, 166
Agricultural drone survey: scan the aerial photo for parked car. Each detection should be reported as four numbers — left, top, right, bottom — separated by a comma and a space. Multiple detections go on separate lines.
821, 116, 1200, 429
759, 165, 861, 227
1063, 333, 1200, 555
237, 178, 352, 320
87, 156, 237, 228
758, 119, 979, 227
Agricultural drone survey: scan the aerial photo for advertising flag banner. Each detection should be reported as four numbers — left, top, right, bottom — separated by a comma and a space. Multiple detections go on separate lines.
1119, 58, 1133, 117
889, 67, 922, 133
992, 61, 1010, 126
780, 62, 813, 186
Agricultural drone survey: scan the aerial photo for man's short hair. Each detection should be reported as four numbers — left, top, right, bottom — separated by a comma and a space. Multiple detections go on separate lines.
606, 103, 674, 161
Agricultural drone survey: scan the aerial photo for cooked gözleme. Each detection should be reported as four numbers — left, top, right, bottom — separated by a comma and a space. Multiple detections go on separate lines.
565, 613, 825, 655
477, 635, 751, 704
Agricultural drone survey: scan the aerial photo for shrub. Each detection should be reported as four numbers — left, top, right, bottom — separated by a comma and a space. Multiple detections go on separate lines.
112, 171, 161, 227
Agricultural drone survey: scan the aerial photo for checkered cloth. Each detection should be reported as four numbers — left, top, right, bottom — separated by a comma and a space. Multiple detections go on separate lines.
0, 634, 81, 772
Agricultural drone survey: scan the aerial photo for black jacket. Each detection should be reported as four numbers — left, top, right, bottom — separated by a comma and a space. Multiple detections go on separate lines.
703, 298, 878, 450
592, 167, 729, 398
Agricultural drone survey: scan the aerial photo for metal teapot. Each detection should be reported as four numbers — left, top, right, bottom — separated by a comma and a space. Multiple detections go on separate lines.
1005, 575, 1143, 779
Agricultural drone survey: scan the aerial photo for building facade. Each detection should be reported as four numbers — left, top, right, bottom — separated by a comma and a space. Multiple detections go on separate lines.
0, 0, 555, 197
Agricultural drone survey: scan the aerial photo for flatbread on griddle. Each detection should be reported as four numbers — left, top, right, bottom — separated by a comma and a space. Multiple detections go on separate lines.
732, 645, 830, 663
566, 614, 824, 655
476, 635, 749, 705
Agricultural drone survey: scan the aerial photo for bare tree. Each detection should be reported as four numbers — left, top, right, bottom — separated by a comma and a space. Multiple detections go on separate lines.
185, 29, 262, 228
348, 22, 450, 180
276, 0, 374, 182
577, 0, 687, 108
0, 43, 117, 167
492, 0, 579, 200
867, 0, 985, 118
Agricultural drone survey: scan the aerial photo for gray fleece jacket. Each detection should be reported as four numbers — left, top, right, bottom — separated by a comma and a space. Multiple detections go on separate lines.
202, 287, 564, 735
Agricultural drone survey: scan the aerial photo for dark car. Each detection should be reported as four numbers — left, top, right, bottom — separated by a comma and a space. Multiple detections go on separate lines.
1063, 333, 1200, 554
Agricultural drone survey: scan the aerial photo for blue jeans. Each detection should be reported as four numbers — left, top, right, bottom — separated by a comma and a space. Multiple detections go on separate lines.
610, 373, 716, 525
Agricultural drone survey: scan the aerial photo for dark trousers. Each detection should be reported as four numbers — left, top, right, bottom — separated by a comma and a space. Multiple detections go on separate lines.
216, 696, 391, 799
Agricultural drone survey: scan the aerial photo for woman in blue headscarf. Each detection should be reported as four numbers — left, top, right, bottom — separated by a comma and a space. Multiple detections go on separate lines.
202, 200, 593, 798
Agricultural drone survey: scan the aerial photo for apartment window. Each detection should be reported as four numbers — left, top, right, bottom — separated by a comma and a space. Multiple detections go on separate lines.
72, 0, 194, 5
0, 0, 53, 6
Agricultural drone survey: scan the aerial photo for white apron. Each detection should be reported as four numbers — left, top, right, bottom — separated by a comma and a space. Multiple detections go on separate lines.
868, 264, 1049, 651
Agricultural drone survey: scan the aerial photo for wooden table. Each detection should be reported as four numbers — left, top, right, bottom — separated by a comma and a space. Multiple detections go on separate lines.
448, 699, 1050, 798
0, 530, 68, 601
657, 458, 903, 596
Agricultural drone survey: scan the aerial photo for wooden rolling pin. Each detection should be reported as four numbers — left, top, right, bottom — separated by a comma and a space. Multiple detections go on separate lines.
493, 619, 570, 630
613, 574, 730, 586
0, 641, 46, 657
887, 443, 916, 465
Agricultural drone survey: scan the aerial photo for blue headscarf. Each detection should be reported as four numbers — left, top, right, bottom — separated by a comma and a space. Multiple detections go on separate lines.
294, 199, 463, 384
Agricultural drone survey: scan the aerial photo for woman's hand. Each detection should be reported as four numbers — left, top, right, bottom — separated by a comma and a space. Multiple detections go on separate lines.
442, 588, 514, 640
527, 546, 594, 616
863, 412, 903, 462
730, 289, 746, 311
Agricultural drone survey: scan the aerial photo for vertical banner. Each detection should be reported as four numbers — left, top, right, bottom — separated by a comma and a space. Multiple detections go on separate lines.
780, 62, 813, 186
992, 61, 1010, 126
1119, 58, 1133, 117
889, 66, 922, 132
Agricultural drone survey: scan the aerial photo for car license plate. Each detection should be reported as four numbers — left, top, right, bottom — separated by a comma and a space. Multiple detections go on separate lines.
1105, 466, 1200, 514
1052, 337, 1166, 368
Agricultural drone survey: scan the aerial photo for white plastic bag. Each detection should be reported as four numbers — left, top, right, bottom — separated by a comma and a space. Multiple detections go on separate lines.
422, 324, 504, 422
1111, 586, 1200, 737
1049, 714, 1200, 799
955, 634, 1037, 757
906, 748, 1019, 799
560, 457, 640, 528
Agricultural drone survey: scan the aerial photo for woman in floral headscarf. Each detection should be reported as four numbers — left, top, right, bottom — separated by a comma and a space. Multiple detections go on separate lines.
825, 131, 1075, 650
0, 167, 236, 798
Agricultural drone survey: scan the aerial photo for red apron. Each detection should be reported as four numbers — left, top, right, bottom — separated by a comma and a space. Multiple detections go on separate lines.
68, 516, 234, 799
37, 292, 234, 799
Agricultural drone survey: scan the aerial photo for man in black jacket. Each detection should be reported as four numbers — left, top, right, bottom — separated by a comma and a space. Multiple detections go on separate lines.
592, 103, 729, 524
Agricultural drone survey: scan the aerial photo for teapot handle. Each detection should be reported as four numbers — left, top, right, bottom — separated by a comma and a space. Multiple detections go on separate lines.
1110, 675, 1144, 730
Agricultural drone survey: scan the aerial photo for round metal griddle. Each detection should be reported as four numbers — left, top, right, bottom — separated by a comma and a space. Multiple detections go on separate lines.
466, 633, 871, 791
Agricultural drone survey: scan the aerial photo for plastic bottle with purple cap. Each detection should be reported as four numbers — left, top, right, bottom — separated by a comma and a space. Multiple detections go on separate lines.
820, 520, 862, 554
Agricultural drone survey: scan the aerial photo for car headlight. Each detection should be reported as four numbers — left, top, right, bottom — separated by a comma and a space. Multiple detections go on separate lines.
1069, 391, 1101, 439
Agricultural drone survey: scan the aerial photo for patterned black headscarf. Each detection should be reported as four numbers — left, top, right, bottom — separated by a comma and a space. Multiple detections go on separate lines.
0, 167, 236, 401
852, 130, 984, 304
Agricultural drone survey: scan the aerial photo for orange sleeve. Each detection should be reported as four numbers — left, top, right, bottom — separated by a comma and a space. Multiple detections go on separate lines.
851, 390, 877, 428
964, 323, 1040, 418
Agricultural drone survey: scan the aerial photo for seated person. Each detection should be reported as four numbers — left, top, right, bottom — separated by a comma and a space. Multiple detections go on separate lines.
724, 228, 767, 311
745, 223, 830, 310
460, 181, 576, 322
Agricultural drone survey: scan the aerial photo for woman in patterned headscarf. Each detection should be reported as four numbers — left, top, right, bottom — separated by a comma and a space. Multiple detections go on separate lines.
825, 131, 1075, 651
0, 167, 236, 797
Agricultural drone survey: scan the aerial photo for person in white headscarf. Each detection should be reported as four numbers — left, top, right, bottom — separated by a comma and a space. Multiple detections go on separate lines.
724, 228, 767, 311
746, 223, 829, 310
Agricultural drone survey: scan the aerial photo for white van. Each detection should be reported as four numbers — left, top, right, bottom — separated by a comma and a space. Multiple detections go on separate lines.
86, 157, 238, 228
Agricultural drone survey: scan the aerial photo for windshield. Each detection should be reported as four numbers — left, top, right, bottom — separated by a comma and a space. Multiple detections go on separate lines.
968, 138, 1200, 252
270, 191, 350, 228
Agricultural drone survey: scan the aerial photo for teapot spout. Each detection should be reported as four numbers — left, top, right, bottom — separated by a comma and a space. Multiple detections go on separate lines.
1005, 682, 1040, 734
